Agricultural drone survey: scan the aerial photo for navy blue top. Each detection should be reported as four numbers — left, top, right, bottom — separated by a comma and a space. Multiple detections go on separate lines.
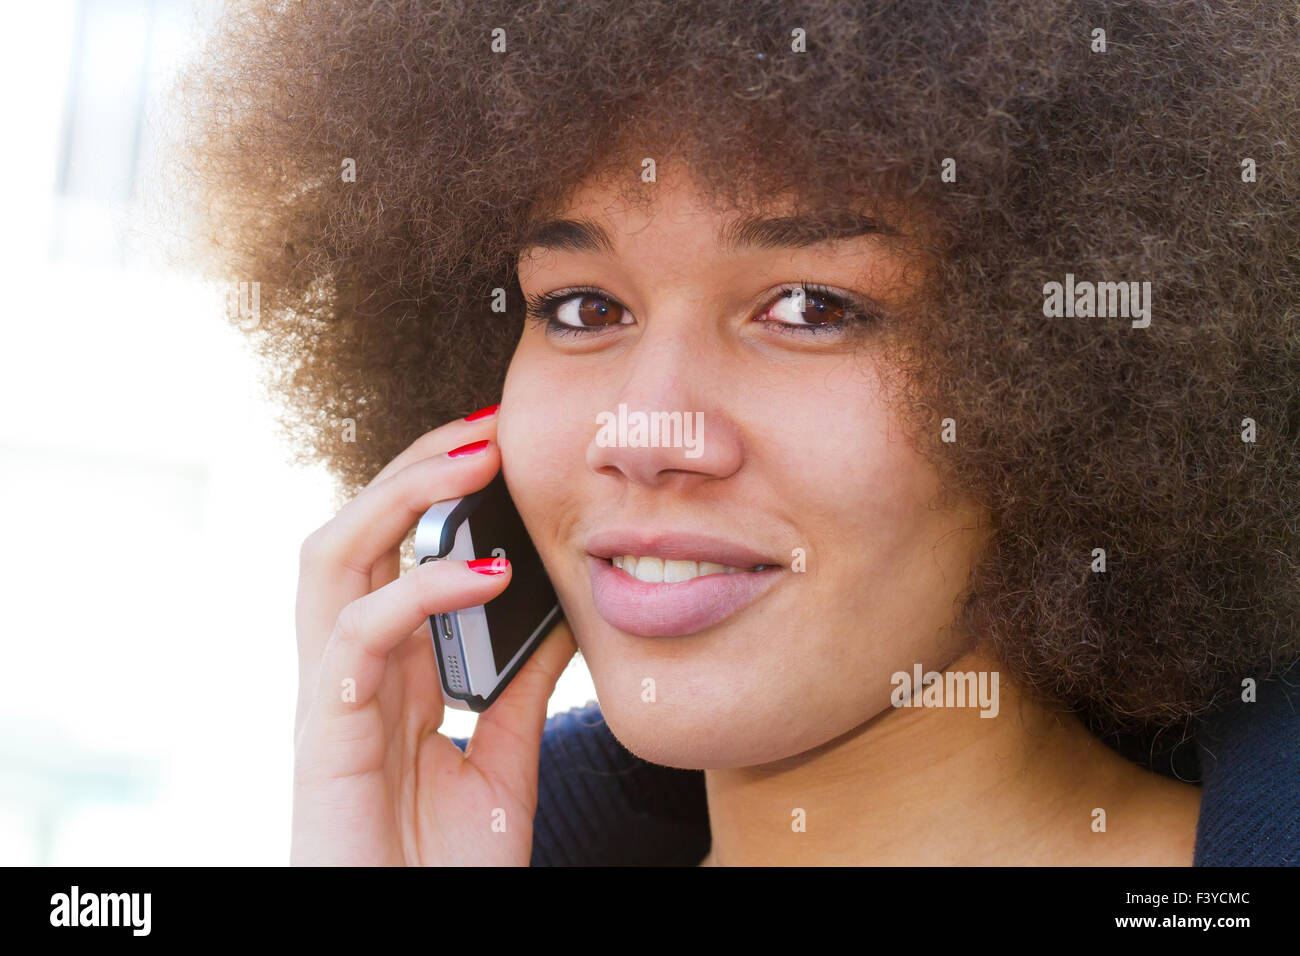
454, 665, 1300, 865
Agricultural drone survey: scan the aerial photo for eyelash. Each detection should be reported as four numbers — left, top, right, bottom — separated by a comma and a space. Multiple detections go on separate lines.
522, 280, 884, 339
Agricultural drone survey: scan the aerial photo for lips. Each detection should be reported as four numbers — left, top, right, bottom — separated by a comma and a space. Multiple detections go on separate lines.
585, 530, 784, 637
585, 529, 781, 571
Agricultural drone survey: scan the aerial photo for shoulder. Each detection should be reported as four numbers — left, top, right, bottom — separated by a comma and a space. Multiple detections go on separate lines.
531, 700, 711, 866
1194, 668, 1300, 865
451, 699, 711, 865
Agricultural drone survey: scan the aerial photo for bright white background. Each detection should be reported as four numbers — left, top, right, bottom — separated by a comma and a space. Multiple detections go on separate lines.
0, 0, 596, 866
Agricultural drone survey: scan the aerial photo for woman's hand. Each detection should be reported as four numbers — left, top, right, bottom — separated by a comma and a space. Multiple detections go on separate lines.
290, 408, 578, 865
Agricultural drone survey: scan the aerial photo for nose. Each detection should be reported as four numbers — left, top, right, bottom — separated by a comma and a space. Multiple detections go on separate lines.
585, 329, 743, 488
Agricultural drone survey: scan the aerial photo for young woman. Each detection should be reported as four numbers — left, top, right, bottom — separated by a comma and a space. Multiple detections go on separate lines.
175, 0, 1299, 865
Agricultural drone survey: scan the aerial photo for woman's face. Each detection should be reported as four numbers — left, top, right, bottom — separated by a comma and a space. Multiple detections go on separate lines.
500, 168, 988, 769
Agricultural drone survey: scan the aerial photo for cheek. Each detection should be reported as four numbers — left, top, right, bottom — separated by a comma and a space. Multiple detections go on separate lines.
840, 380, 942, 547
769, 381, 962, 683
764, 377, 935, 568
824, 432, 951, 615
498, 347, 591, 534
497, 356, 542, 476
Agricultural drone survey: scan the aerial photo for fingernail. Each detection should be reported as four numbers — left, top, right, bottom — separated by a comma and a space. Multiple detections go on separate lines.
447, 439, 490, 458
464, 403, 500, 422
468, 557, 509, 574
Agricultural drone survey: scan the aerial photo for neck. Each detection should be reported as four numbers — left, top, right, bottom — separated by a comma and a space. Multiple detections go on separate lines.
700, 641, 1198, 865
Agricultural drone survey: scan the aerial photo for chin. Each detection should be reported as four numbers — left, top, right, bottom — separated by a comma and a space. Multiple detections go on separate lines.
589, 669, 837, 771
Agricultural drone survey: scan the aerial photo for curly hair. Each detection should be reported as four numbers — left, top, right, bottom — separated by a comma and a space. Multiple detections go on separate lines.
169, 0, 1299, 738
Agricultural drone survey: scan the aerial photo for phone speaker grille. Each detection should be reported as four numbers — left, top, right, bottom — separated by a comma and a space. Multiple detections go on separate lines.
445, 655, 465, 693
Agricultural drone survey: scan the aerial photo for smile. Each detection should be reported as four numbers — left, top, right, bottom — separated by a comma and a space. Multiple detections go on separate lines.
586, 552, 783, 639
611, 554, 774, 582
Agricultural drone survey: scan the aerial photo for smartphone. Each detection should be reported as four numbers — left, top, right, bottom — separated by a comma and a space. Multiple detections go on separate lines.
413, 470, 562, 712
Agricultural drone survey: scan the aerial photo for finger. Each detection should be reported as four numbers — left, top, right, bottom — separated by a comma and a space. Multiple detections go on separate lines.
293, 403, 497, 746
294, 546, 404, 743
297, 403, 498, 699
364, 402, 500, 490
364, 406, 498, 622
301, 438, 501, 581
369, 545, 401, 595
296, 439, 501, 682
312, 558, 513, 730
464, 618, 580, 786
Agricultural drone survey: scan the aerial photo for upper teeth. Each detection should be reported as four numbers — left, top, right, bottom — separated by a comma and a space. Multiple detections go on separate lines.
611, 555, 768, 582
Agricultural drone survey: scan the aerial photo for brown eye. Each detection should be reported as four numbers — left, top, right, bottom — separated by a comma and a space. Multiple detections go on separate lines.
558, 294, 628, 327
765, 288, 848, 326
524, 286, 637, 336
799, 290, 848, 324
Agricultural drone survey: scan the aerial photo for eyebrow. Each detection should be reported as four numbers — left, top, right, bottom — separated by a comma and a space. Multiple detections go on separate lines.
516, 210, 897, 257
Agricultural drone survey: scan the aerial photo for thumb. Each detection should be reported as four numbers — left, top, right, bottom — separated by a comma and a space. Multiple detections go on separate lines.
463, 617, 579, 783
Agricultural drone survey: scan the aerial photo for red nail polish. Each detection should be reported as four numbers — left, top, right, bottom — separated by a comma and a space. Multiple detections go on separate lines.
468, 557, 509, 574
464, 403, 500, 422
447, 439, 490, 458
